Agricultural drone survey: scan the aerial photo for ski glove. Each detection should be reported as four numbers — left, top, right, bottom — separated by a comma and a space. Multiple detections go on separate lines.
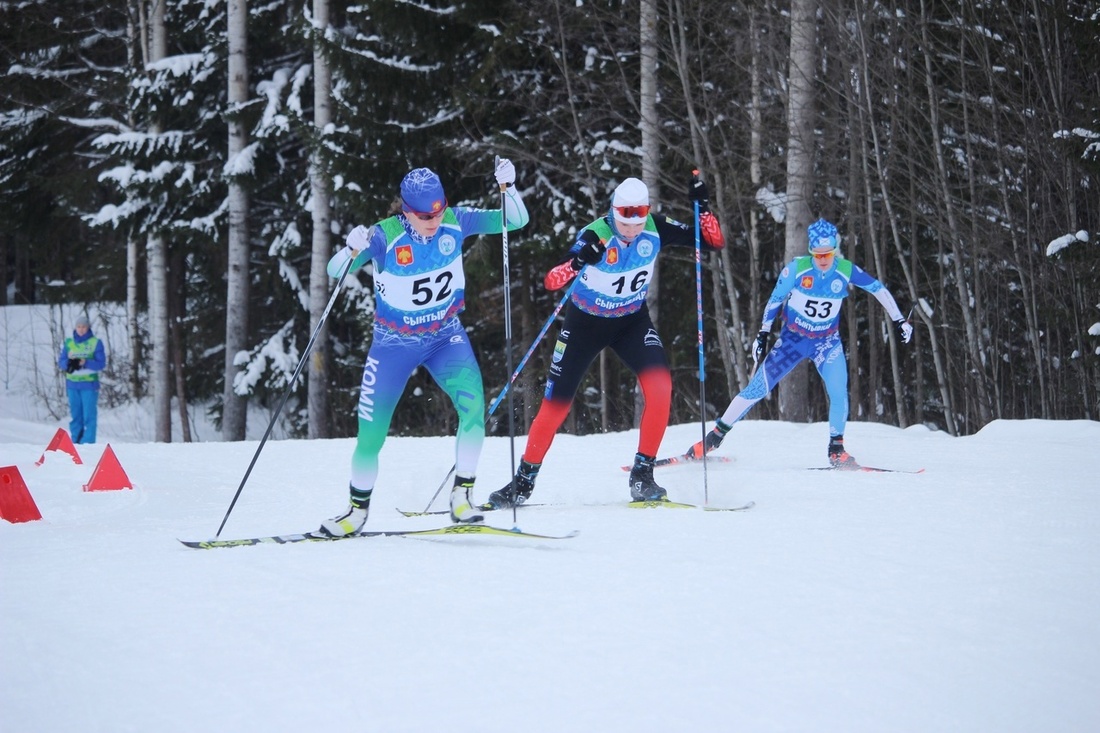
346, 225, 376, 252
66, 358, 83, 374
752, 331, 772, 364
571, 230, 606, 270
495, 158, 516, 187
894, 319, 913, 344
689, 175, 710, 212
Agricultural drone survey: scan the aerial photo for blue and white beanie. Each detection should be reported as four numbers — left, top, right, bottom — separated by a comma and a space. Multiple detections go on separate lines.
807, 218, 841, 254
400, 168, 447, 215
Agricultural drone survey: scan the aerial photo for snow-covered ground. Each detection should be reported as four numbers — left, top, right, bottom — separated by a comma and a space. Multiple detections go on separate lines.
2, 302, 1098, 731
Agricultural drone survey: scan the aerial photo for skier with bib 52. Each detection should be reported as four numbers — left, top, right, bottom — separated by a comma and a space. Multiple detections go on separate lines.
320, 161, 529, 537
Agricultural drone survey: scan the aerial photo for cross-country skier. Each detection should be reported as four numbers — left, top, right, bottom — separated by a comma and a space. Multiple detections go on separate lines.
682, 218, 913, 467
320, 160, 528, 537
486, 174, 725, 508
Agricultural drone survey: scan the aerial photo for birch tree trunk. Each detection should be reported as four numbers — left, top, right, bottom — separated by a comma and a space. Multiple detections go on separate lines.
635, 0, 659, 430
148, 0, 171, 442
126, 1, 143, 400
777, 0, 816, 423
307, 0, 333, 439
222, 0, 250, 441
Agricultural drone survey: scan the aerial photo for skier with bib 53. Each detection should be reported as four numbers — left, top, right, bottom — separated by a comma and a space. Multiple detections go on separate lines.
682, 218, 913, 468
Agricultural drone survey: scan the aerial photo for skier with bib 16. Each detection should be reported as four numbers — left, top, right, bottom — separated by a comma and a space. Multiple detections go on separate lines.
682, 218, 913, 468
320, 161, 529, 537
486, 174, 725, 509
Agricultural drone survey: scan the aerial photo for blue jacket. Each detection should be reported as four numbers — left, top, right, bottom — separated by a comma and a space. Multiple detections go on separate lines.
58, 329, 106, 391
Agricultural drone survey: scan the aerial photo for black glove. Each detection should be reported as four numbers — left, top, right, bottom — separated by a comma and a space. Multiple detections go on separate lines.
66, 358, 83, 373
571, 231, 606, 270
688, 174, 710, 212
752, 331, 772, 364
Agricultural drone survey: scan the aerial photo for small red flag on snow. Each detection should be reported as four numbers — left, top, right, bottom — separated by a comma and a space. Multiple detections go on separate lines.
82, 445, 133, 492
35, 428, 83, 466
0, 465, 43, 523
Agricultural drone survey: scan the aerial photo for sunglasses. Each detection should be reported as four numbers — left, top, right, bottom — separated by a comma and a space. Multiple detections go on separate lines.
614, 205, 650, 219
812, 250, 836, 259
404, 204, 447, 221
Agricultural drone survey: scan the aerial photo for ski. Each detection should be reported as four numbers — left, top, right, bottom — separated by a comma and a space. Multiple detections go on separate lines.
399, 499, 754, 516
627, 499, 755, 512
620, 454, 734, 471
396, 503, 546, 518
180, 523, 578, 549
809, 464, 925, 474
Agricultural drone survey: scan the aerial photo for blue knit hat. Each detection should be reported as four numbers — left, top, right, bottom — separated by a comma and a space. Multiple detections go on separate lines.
807, 218, 840, 254
400, 168, 447, 215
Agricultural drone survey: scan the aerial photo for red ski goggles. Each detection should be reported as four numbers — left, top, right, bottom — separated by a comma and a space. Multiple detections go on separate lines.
614, 204, 651, 219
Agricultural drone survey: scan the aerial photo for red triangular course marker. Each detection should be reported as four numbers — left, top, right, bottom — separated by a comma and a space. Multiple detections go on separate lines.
35, 428, 83, 466
0, 465, 43, 523
82, 445, 133, 492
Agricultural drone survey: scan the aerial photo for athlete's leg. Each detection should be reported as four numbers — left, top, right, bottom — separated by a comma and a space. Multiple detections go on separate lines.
423, 323, 486, 479
813, 333, 848, 439
522, 308, 607, 464
609, 312, 671, 457
348, 335, 420, 504
718, 330, 812, 426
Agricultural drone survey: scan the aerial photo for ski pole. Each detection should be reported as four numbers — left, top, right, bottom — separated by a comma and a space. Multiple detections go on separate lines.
497, 158, 519, 525
692, 169, 709, 505
215, 254, 356, 537
420, 278, 578, 513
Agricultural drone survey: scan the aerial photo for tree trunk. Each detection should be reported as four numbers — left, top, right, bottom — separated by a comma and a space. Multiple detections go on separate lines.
125, 2, 143, 400
636, 0, 659, 430
918, 0, 993, 426
169, 248, 192, 442
308, 0, 333, 439
778, 0, 816, 423
148, 0, 170, 442
222, 0, 250, 441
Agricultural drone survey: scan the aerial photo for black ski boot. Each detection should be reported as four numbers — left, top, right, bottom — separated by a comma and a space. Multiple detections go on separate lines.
486, 460, 541, 509
685, 419, 732, 460
628, 453, 668, 502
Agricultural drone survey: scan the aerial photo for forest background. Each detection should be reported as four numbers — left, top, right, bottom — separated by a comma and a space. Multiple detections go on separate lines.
2, 0, 1098, 444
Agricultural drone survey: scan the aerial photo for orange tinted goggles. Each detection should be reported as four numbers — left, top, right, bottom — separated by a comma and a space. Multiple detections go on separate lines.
614, 205, 651, 219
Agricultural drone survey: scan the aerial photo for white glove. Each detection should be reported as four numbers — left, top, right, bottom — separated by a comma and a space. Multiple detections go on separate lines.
495, 158, 516, 186
346, 225, 375, 252
895, 319, 914, 344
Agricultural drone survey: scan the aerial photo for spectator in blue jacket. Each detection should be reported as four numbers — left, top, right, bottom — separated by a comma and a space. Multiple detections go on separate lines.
58, 315, 106, 443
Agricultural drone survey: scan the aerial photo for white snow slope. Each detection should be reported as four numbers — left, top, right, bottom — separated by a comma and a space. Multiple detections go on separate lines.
2, 413, 1098, 733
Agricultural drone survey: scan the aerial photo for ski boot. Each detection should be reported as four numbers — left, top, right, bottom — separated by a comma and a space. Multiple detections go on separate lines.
828, 437, 859, 469
628, 453, 668, 502
319, 488, 372, 537
486, 460, 540, 509
685, 419, 732, 460
449, 475, 485, 524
